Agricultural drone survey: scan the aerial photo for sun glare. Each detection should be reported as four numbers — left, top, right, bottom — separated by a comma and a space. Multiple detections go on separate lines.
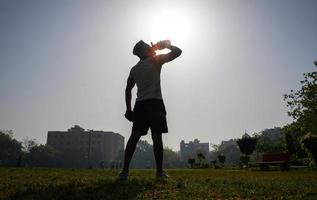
150, 12, 189, 49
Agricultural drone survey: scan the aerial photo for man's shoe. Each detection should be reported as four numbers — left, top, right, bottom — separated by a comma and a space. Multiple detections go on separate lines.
156, 171, 169, 181
117, 171, 129, 181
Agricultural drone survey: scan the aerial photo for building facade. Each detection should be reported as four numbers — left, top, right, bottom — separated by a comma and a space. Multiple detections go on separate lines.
47, 125, 124, 168
180, 139, 209, 162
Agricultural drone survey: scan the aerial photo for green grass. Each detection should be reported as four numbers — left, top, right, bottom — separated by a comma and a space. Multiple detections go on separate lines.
1, 167, 317, 200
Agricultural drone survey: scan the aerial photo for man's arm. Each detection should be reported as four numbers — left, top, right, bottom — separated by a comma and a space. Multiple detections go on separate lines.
154, 45, 182, 65
124, 76, 135, 122
125, 76, 135, 111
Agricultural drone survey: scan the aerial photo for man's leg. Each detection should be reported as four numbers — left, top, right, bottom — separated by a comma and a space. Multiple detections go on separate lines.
151, 132, 163, 173
122, 132, 141, 173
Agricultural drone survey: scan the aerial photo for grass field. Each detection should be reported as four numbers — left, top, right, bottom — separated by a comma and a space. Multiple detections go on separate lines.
1, 167, 317, 200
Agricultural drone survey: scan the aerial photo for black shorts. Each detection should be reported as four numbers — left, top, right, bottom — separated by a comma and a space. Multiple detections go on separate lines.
132, 99, 168, 135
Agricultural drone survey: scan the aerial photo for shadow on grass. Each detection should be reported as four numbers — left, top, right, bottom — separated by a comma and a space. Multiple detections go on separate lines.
10, 179, 153, 200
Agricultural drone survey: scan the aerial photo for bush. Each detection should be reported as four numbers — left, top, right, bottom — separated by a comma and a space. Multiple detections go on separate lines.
301, 133, 317, 166
0, 131, 22, 166
240, 155, 250, 165
284, 131, 297, 156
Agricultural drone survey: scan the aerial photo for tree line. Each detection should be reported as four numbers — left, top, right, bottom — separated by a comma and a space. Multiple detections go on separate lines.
209, 61, 317, 168
0, 131, 88, 168
0, 131, 182, 168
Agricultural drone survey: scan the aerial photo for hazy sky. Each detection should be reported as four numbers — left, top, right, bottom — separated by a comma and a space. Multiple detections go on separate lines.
1, 0, 316, 150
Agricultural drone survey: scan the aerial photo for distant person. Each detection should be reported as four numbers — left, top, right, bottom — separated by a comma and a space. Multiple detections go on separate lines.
118, 40, 182, 181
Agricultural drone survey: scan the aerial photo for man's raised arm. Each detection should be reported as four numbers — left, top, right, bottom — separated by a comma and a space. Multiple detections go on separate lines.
154, 43, 182, 65
166, 45, 182, 60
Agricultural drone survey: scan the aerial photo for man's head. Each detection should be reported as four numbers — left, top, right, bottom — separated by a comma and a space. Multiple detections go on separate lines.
133, 40, 154, 59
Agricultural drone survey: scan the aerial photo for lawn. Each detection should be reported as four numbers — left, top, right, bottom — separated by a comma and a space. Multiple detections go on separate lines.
1, 167, 317, 200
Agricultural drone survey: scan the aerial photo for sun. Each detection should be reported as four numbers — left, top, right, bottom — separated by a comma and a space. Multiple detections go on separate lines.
149, 11, 189, 48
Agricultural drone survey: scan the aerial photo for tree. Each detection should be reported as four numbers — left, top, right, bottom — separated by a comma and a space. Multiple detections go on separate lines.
284, 62, 317, 134
0, 131, 22, 166
210, 143, 219, 152
237, 134, 258, 155
22, 137, 38, 152
217, 155, 226, 165
302, 133, 317, 166
25, 145, 60, 167
284, 61, 317, 165
254, 128, 285, 154
283, 123, 307, 158
188, 158, 195, 168
197, 152, 206, 166
284, 131, 297, 156
237, 133, 257, 167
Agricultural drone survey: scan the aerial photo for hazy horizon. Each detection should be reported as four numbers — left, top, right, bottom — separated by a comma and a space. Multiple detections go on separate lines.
1, 0, 316, 150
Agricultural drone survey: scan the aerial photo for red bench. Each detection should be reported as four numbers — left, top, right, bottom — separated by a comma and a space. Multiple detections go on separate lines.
257, 152, 290, 171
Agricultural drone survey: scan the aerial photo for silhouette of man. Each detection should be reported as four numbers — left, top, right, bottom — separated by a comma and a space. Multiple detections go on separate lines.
119, 40, 182, 181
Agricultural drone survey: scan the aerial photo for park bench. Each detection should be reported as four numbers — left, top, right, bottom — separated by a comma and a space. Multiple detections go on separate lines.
257, 152, 290, 171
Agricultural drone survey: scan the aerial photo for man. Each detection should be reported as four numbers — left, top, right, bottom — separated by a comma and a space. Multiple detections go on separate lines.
118, 40, 182, 181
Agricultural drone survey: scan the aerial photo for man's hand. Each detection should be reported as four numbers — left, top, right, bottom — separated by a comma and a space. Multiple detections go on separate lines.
151, 40, 171, 50
124, 110, 134, 122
